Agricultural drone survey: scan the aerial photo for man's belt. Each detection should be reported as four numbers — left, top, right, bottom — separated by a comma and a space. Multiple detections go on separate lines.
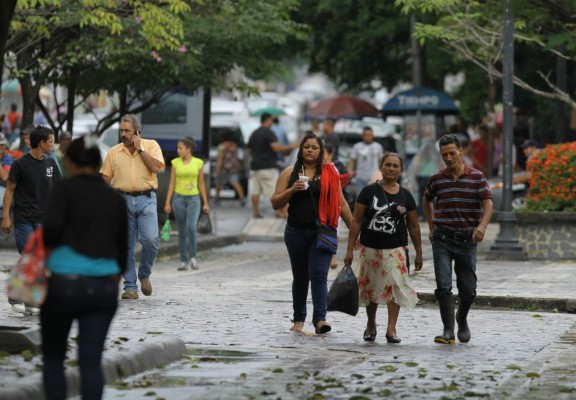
435, 225, 473, 241
118, 189, 156, 197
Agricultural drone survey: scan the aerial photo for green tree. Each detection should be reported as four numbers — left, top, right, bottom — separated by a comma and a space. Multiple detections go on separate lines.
297, 0, 413, 91
396, 0, 576, 108
5, 0, 304, 136
5, 0, 191, 134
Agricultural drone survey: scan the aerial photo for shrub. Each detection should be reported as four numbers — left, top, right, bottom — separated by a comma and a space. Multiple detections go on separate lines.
527, 141, 576, 212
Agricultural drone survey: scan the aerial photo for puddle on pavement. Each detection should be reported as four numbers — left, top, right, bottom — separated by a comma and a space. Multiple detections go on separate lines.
111, 346, 275, 390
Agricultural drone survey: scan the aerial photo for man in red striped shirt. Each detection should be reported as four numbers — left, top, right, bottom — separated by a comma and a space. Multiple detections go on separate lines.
423, 134, 493, 345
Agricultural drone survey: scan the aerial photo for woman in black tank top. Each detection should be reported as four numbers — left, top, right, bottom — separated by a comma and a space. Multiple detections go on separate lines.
271, 134, 352, 335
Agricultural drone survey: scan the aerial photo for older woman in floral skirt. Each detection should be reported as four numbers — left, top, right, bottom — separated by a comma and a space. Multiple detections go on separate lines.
344, 152, 423, 343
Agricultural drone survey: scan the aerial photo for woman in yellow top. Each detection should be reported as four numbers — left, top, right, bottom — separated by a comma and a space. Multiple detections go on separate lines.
164, 137, 209, 270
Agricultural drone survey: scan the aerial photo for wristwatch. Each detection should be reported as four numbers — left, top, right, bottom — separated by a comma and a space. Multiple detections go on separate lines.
138, 148, 145, 154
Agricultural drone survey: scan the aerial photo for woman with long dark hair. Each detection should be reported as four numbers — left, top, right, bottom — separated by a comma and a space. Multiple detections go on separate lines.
272, 133, 353, 334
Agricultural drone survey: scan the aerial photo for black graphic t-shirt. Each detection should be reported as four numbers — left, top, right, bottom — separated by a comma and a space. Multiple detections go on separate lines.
8, 153, 62, 223
356, 182, 416, 250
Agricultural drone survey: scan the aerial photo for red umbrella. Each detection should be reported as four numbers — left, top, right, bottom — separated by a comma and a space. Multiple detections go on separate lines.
306, 95, 380, 120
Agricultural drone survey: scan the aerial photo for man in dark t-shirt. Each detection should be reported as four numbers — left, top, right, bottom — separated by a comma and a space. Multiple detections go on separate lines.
247, 113, 296, 218
2, 126, 61, 315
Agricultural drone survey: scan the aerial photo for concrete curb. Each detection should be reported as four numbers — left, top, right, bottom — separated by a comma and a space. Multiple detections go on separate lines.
417, 292, 576, 313
0, 336, 186, 400
153, 234, 247, 260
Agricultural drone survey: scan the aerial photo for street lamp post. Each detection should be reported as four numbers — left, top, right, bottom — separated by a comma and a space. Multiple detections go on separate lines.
488, 0, 527, 260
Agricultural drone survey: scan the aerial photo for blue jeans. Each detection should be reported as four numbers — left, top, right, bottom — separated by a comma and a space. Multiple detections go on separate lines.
284, 225, 333, 325
14, 221, 40, 254
41, 275, 118, 400
172, 194, 201, 262
124, 193, 159, 292
432, 229, 478, 303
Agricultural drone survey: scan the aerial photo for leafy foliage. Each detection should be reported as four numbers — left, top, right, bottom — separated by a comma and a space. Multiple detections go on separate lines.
4, 0, 305, 134
527, 142, 576, 211
298, 0, 414, 91
395, 0, 576, 108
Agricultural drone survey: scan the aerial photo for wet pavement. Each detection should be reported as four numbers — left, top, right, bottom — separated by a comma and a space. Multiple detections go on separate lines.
0, 199, 575, 399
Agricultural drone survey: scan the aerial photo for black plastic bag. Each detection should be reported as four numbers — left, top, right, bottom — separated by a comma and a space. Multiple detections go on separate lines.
327, 266, 359, 316
197, 212, 212, 234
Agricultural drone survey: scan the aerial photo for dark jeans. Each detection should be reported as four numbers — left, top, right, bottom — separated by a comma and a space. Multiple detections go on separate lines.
14, 221, 40, 254
41, 275, 119, 400
431, 228, 478, 303
284, 225, 333, 325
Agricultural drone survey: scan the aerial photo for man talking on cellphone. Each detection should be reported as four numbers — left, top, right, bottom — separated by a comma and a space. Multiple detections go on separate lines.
100, 114, 165, 300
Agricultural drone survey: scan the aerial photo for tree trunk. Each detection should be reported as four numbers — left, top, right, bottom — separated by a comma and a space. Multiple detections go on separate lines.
0, 0, 17, 82
119, 87, 128, 117
554, 55, 567, 144
16, 48, 35, 150
65, 67, 78, 142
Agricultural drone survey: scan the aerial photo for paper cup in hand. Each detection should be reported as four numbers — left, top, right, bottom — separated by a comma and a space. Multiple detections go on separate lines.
299, 175, 309, 189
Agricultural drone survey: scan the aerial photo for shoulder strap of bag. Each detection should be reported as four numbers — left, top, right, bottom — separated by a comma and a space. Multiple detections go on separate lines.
377, 180, 390, 205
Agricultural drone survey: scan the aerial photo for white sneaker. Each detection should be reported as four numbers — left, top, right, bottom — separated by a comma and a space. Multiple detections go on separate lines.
11, 303, 26, 314
188, 257, 199, 270
177, 261, 188, 271
24, 306, 40, 316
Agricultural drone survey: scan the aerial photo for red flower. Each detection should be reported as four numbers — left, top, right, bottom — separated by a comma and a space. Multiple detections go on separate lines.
527, 141, 576, 211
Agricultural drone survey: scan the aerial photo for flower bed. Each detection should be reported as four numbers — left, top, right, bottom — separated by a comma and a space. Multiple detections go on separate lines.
527, 141, 576, 211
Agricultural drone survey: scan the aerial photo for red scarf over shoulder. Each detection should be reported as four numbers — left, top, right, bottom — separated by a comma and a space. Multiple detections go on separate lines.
318, 163, 342, 229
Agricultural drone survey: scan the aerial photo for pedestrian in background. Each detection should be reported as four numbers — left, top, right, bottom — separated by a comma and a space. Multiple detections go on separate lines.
2, 126, 61, 315
164, 136, 209, 271
17, 125, 32, 154
41, 136, 128, 400
55, 131, 72, 177
471, 125, 488, 174
405, 138, 443, 217
271, 117, 289, 169
6, 103, 21, 141
271, 133, 353, 334
100, 114, 165, 300
347, 126, 383, 190
423, 134, 493, 345
344, 152, 422, 343
247, 112, 296, 218
214, 130, 246, 206
322, 117, 339, 161
0, 136, 14, 184
513, 139, 540, 186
